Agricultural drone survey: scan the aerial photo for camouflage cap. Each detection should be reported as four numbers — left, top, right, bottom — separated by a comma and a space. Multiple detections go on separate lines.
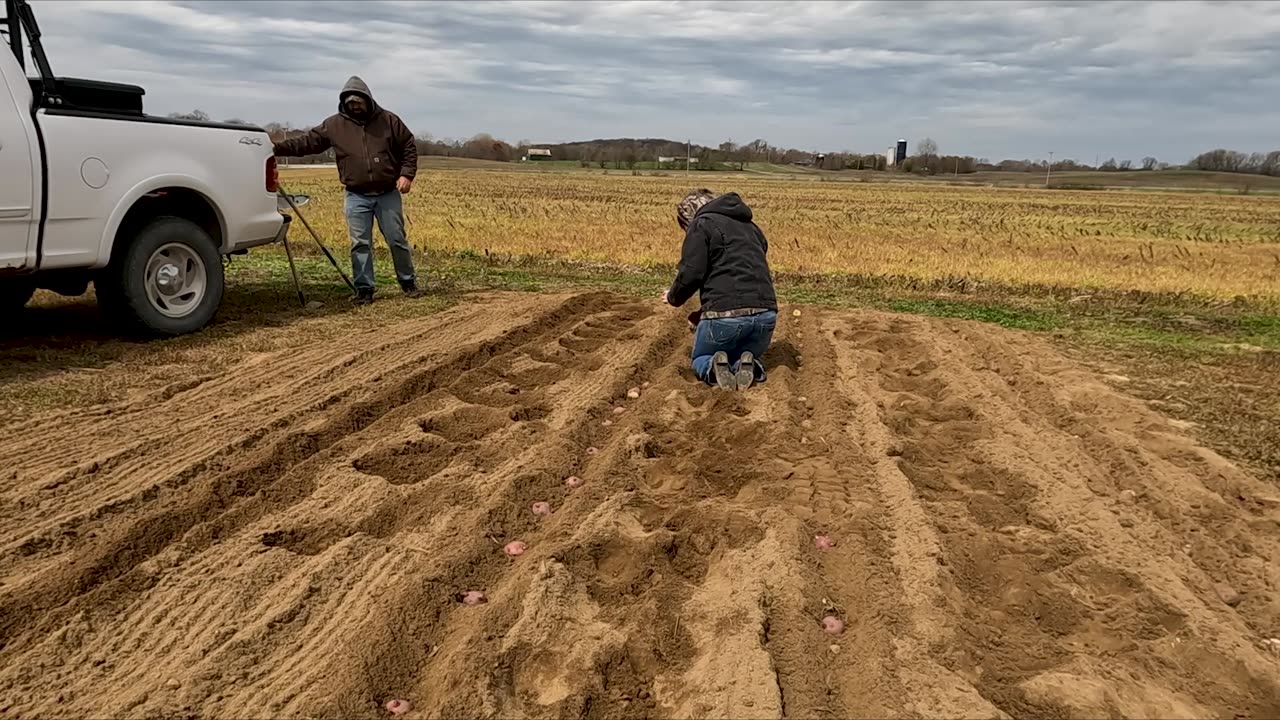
676, 189, 716, 230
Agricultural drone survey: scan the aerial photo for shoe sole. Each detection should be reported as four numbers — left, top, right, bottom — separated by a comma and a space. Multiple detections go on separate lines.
736, 352, 755, 390
711, 351, 736, 390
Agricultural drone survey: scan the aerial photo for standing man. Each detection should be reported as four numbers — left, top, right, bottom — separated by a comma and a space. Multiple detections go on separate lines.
662, 189, 778, 391
273, 76, 422, 304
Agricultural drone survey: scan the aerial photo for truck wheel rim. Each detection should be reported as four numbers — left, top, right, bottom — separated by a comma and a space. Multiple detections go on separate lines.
145, 243, 207, 318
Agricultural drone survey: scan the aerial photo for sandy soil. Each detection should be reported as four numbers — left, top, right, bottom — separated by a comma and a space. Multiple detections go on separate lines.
1, 290, 1278, 719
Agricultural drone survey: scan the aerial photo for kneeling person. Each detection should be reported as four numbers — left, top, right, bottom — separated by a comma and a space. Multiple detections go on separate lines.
663, 189, 778, 390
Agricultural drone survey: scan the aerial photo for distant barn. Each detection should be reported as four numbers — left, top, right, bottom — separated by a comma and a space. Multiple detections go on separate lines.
523, 148, 552, 161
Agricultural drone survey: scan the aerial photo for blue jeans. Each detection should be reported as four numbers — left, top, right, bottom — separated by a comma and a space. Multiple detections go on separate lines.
344, 190, 416, 291
690, 310, 778, 385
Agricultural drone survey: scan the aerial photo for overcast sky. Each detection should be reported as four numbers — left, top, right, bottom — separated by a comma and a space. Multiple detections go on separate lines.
26, 0, 1280, 163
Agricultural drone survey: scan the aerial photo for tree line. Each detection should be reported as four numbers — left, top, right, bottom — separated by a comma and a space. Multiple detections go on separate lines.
165, 110, 1277, 177
1187, 149, 1280, 176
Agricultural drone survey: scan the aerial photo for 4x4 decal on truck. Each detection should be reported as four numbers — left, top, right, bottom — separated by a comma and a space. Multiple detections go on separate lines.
239, 136, 263, 146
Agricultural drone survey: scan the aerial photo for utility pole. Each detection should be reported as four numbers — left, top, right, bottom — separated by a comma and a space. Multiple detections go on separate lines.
686, 139, 690, 178
1046, 151, 1054, 187
955, 156, 960, 177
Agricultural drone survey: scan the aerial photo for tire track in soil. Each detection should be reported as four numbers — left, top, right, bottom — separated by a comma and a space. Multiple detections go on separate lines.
0, 292, 616, 651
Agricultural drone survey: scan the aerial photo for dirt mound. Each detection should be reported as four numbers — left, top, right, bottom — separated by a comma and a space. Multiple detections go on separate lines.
1, 291, 1278, 718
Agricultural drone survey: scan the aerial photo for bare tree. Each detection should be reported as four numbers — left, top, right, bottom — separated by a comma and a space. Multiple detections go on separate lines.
1141, 156, 1158, 171
912, 138, 940, 174
263, 122, 286, 142
718, 140, 737, 167
1263, 151, 1280, 176
1119, 159, 1133, 171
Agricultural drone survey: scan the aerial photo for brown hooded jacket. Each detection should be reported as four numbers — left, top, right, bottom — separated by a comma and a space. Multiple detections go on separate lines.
273, 76, 418, 195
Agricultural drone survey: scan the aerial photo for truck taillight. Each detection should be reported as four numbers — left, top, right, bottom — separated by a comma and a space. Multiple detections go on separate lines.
266, 156, 279, 193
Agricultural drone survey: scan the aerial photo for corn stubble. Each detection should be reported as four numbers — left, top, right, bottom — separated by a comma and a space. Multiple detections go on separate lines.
280, 167, 1280, 300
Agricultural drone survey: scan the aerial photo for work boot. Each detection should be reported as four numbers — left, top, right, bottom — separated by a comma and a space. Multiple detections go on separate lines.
735, 352, 755, 391
711, 351, 736, 390
401, 281, 424, 298
352, 288, 374, 306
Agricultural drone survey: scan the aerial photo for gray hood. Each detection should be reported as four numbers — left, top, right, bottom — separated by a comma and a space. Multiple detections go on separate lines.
338, 76, 380, 118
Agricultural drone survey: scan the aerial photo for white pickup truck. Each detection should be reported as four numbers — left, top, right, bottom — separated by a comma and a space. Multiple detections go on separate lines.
0, 0, 289, 336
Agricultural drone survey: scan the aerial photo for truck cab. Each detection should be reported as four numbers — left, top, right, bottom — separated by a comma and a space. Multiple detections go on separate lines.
1, 0, 289, 336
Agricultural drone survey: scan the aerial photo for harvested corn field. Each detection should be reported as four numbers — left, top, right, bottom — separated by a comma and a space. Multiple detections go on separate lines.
279, 167, 1280, 301
2, 291, 1279, 718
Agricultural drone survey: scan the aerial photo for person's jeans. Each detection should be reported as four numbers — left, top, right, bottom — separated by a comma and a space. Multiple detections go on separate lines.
690, 310, 778, 385
344, 190, 416, 291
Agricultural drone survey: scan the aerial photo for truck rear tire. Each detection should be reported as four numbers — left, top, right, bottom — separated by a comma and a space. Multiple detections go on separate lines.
0, 280, 36, 312
98, 216, 224, 337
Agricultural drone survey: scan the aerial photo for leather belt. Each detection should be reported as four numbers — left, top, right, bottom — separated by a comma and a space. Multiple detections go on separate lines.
700, 307, 770, 320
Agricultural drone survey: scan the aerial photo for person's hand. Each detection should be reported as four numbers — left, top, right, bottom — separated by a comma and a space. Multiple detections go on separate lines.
660, 289, 670, 305
397, 176, 413, 194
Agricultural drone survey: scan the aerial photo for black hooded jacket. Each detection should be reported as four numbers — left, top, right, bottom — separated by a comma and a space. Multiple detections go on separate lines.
665, 193, 777, 313
273, 76, 418, 195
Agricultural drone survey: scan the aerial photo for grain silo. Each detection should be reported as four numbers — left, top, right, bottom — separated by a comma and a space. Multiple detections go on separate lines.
895, 139, 908, 166
886, 147, 896, 167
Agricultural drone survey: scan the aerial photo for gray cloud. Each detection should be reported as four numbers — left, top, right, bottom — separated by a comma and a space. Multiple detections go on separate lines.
27, 0, 1280, 162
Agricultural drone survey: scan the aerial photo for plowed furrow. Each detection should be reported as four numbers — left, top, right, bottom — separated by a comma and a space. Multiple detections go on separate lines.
262, 300, 683, 718
3, 293, 1278, 720
745, 310, 907, 720
859, 313, 1280, 718
0, 299, 551, 558
0, 292, 616, 652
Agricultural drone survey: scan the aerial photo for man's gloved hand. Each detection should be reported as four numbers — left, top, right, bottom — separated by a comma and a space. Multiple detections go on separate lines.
687, 309, 701, 332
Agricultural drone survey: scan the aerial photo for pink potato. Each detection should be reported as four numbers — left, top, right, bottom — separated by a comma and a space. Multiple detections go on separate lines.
642, 381, 651, 389
627, 387, 641, 399
603, 419, 613, 427
814, 535, 836, 550
822, 616, 845, 635
385, 699, 412, 715
565, 476, 584, 489
532, 501, 552, 516
460, 591, 488, 606
613, 406, 627, 415
586, 447, 599, 456
504, 541, 527, 556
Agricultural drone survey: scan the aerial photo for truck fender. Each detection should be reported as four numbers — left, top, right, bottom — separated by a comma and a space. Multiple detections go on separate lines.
97, 174, 228, 265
